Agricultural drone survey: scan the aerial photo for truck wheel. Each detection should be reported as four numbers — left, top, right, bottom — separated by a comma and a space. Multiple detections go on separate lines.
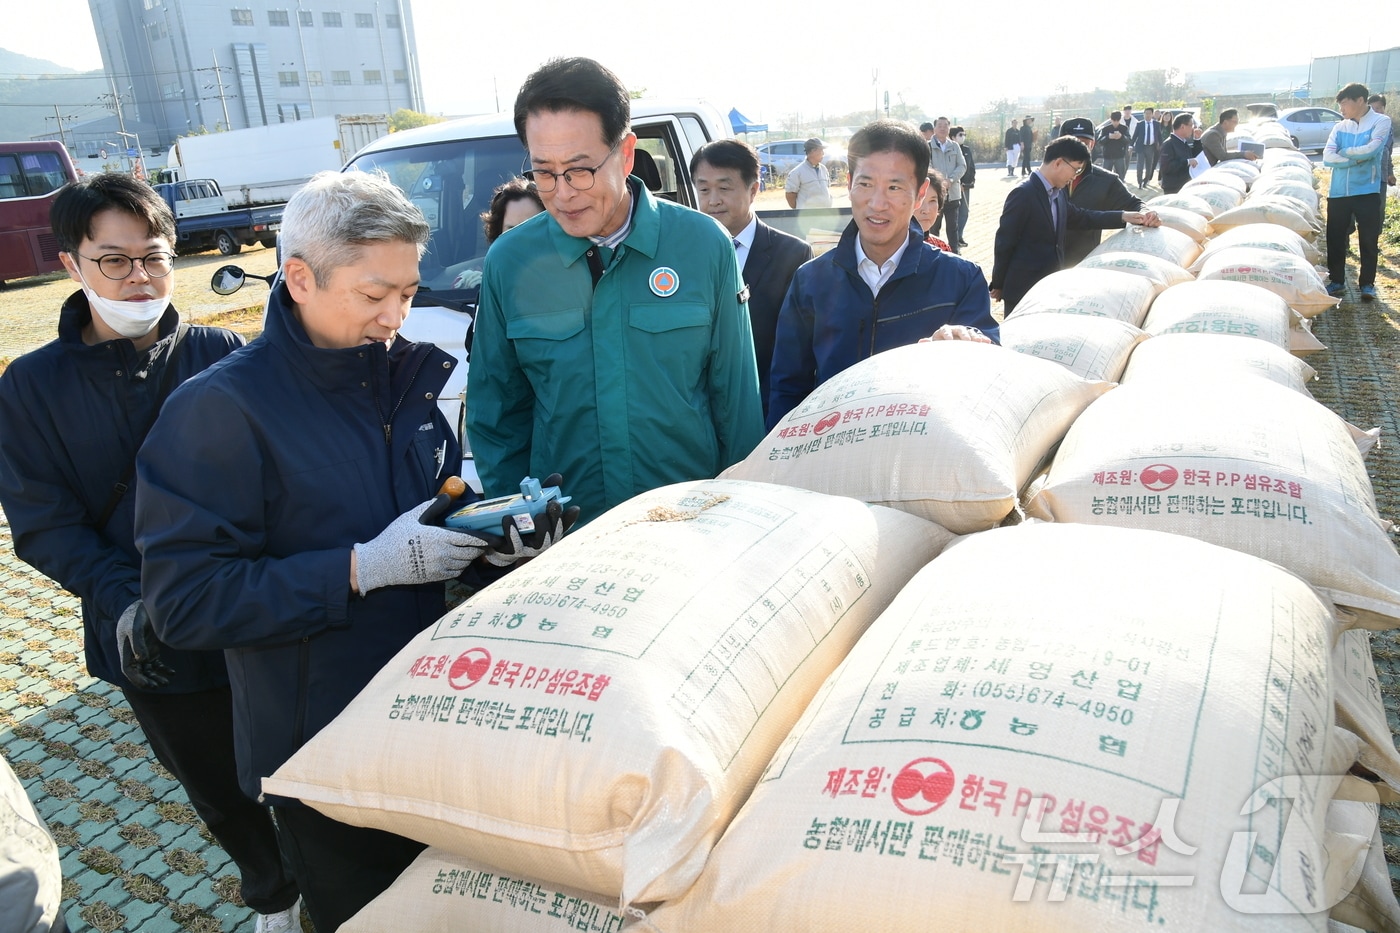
259, 237, 277, 249
216, 231, 242, 256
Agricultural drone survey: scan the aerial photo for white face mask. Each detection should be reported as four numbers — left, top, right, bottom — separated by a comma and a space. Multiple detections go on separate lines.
76, 266, 167, 339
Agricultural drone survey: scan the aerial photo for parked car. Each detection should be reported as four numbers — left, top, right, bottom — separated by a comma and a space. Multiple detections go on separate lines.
1277, 107, 1344, 152
1246, 102, 1280, 120
756, 139, 848, 184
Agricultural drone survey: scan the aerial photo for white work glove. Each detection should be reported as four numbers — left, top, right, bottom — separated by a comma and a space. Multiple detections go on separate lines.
353, 499, 490, 594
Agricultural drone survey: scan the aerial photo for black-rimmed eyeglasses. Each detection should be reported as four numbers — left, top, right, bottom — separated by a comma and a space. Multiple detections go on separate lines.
522, 143, 621, 193
78, 252, 175, 280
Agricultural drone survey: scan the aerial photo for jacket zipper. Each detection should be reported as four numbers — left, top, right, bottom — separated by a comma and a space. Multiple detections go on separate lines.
373, 348, 432, 446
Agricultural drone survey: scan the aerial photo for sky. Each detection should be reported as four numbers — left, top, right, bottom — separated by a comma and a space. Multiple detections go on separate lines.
7, 0, 1397, 126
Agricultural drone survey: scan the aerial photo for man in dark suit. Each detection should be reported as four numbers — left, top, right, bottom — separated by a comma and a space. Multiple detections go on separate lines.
990, 136, 1160, 313
1132, 106, 1162, 188
1159, 112, 1205, 194
691, 139, 813, 418
1059, 117, 1142, 265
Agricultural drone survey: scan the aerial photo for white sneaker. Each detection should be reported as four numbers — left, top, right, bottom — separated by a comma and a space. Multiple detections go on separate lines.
255, 898, 301, 933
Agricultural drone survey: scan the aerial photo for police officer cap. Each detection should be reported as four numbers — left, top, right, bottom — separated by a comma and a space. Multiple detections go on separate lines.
804, 138, 825, 152
1059, 118, 1096, 139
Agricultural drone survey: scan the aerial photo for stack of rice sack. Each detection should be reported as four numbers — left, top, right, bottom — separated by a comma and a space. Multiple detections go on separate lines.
266, 478, 958, 928
637, 522, 1371, 932
721, 340, 1113, 531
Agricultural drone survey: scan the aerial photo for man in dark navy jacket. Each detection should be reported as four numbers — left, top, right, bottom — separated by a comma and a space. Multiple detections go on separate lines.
990, 136, 1160, 313
134, 172, 558, 932
767, 120, 999, 428
0, 174, 300, 932
690, 139, 813, 419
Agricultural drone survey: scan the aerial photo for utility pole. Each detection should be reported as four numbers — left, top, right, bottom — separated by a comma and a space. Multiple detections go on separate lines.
209, 50, 231, 130
50, 106, 71, 150
105, 74, 132, 173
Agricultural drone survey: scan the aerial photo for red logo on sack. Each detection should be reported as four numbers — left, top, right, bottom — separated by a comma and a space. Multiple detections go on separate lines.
447, 648, 493, 690
1139, 464, 1180, 491
891, 757, 956, 815
814, 412, 842, 435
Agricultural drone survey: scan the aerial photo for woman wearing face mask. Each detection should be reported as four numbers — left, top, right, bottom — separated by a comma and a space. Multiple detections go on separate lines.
0, 173, 303, 933
916, 168, 953, 252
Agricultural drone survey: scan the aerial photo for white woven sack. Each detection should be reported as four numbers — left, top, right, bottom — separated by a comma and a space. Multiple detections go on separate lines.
1195, 246, 1338, 317
1188, 223, 1324, 271
1145, 205, 1212, 243
999, 313, 1147, 383
1073, 251, 1195, 291
1185, 171, 1247, 195
1176, 183, 1244, 215
1265, 148, 1315, 171
1140, 279, 1324, 355
1119, 336, 1375, 458
720, 341, 1112, 533
1008, 268, 1158, 325
1089, 225, 1202, 268
1326, 782, 1400, 933
1122, 333, 1317, 393
341, 848, 632, 933
641, 522, 1345, 933
1264, 165, 1321, 189
1253, 179, 1322, 213
1332, 631, 1400, 797
264, 480, 955, 906
1212, 198, 1321, 239
1024, 378, 1400, 629
1210, 160, 1262, 184
1144, 193, 1218, 220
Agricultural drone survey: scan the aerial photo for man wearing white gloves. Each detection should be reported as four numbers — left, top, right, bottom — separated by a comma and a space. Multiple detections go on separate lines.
135, 171, 571, 932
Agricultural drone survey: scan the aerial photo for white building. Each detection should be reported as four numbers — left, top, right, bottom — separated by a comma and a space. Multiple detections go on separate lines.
87, 0, 422, 146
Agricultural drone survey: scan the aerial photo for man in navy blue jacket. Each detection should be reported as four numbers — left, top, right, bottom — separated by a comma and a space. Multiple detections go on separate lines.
990, 136, 1160, 313
134, 172, 555, 932
766, 120, 999, 428
0, 174, 300, 931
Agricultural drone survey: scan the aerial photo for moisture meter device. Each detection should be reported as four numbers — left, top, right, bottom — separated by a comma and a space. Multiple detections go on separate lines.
443, 476, 570, 535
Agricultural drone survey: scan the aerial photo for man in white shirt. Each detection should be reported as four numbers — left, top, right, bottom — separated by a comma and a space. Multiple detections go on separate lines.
691, 139, 813, 418
766, 120, 997, 427
785, 138, 833, 209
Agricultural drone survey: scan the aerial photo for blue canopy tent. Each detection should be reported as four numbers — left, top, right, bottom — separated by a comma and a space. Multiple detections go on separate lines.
729, 108, 768, 135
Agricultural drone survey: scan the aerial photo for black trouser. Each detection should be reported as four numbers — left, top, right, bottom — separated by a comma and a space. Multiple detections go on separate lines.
1326, 193, 1383, 288
1019, 143, 1033, 173
122, 686, 299, 914
272, 804, 426, 932
1107, 153, 1128, 180
933, 198, 963, 253
1137, 144, 1160, 184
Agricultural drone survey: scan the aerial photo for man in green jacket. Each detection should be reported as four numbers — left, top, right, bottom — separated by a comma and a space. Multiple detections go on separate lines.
467, 57, 765, 523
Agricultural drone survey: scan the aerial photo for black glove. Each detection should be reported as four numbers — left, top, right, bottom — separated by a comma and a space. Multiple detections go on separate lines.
116, 600, 174, 689
475, 473, 580, 563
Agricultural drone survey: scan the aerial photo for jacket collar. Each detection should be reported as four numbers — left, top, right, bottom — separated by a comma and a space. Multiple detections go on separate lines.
262, 278, 449, 396
57, 289, 181, 374
547, 176, 659, 270
832, 219, 931, 282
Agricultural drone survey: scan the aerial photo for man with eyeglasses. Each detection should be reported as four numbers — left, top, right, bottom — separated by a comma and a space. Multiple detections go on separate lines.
990, 136, 1160, 313
0, 173, 302, 932
468, 57, 764, 523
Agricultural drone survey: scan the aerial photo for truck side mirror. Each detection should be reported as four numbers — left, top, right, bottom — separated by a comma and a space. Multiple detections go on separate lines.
211, 265, 246, 295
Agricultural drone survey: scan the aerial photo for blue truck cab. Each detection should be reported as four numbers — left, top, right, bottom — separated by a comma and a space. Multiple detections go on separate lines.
151, 178, 283, 256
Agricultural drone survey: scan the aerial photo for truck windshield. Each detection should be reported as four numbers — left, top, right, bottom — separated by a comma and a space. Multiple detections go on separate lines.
346, 134, 528, 296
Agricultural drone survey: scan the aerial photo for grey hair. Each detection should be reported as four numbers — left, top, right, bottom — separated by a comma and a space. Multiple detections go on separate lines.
279, 170, 429, 287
